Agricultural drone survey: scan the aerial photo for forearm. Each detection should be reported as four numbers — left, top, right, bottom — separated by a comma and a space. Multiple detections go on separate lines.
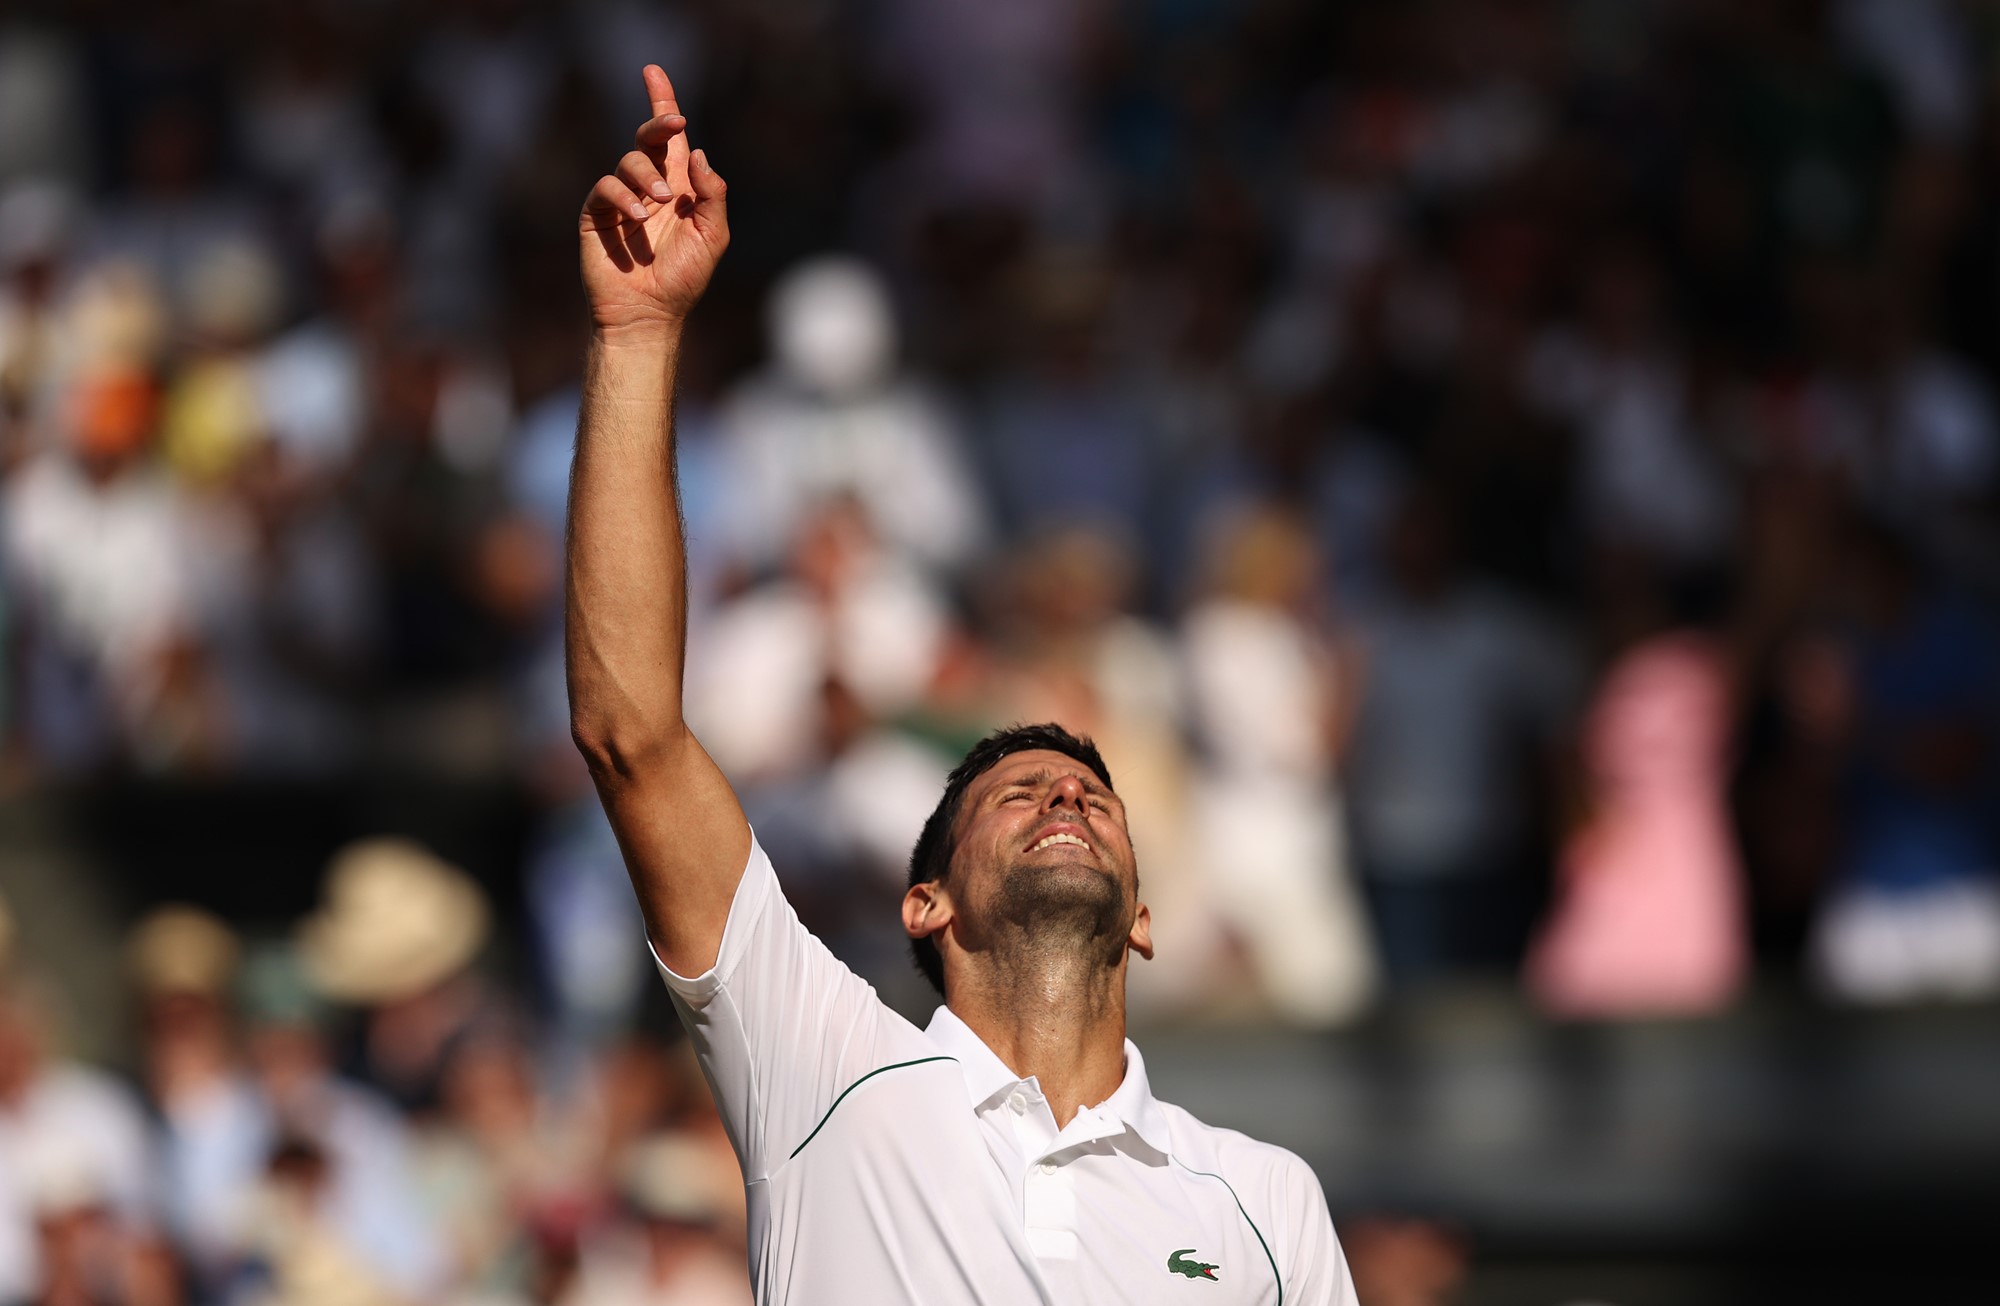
568, 64, 748, 969
565, 324, 692, 776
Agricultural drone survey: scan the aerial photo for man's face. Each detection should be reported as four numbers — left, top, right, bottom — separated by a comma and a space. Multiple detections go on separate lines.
903, 749, 1152, 977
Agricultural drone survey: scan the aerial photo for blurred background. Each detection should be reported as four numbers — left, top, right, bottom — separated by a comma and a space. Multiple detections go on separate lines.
2, 0, 1999, 1303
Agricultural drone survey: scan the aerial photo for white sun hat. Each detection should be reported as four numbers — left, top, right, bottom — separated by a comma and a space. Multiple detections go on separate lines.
298, 838, 489, 1005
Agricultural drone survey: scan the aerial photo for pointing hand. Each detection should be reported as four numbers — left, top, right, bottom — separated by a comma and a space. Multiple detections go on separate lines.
578, 65, 729, 337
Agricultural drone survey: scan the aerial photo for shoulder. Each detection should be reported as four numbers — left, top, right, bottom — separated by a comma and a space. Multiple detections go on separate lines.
1157, 1099, 1353, 1301
39, 1062, 149, 1131
1156, 1099, 1326, 1212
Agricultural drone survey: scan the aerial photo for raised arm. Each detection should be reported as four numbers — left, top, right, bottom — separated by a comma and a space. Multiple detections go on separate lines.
568, 64, 747, 975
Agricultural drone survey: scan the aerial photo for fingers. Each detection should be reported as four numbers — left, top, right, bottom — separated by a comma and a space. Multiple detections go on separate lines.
689, 149, 726, 203
635, 114, 686, 152
582, 174, 649, 231
688, 149, 729, 239
617, 150, 672, 204
636, 66, 692, 194
643, 64, 680, 119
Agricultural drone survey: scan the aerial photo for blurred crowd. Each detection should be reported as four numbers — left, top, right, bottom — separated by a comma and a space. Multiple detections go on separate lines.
4, 0, 2000, 1299
1, 866, 752, 1306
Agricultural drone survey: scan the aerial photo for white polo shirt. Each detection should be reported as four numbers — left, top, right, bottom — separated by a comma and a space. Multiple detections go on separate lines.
657, 834, 1356, 1305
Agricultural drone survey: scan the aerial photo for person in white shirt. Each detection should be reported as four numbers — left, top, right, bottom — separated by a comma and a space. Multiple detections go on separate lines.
567, 65, 1356, 1305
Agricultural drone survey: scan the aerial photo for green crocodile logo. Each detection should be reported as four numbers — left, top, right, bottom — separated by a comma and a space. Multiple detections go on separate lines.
1167, 1248, 1220, 1281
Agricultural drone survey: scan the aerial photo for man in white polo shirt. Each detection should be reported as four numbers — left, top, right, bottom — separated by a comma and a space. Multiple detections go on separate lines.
568, 64, 1357, 1305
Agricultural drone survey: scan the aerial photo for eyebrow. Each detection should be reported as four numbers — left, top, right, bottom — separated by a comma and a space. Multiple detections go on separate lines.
998, 768, 1117, 800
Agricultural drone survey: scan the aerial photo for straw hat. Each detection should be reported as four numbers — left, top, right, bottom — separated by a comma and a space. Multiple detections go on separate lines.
128, 904, 240, 997
298, 838, 489, 1005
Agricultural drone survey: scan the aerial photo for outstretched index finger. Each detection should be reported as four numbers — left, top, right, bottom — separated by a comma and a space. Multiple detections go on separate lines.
641, 64, 691, 192
644, 64, 680, 120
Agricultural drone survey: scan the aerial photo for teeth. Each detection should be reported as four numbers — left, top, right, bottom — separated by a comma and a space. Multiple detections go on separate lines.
1033, 832, 1090, 852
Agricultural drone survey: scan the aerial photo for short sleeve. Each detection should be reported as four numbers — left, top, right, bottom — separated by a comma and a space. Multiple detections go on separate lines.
1277, 1155, 1356, 1306
652, 834, 897, 1181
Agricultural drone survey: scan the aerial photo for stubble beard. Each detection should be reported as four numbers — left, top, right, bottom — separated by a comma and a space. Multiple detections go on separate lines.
988, 855, 1129, 972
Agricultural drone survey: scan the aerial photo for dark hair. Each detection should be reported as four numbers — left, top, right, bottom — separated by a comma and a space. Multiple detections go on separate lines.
906, 723, 1114, 996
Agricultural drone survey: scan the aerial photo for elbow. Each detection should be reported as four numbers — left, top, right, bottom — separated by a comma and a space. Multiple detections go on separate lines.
569, 711, 686, 785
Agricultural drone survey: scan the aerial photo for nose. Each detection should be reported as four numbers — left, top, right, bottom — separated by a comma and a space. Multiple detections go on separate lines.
1042, 774, 1089, 814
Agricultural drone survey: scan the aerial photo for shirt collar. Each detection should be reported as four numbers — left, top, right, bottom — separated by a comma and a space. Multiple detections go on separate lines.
922, 1005, 1175, 1159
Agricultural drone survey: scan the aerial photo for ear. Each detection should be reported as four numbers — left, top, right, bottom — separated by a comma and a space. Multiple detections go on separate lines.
902, 882, 953, 943
1127, 901, 1154, 962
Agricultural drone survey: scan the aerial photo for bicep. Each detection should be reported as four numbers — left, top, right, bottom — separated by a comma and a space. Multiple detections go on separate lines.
593, 725, 751, 976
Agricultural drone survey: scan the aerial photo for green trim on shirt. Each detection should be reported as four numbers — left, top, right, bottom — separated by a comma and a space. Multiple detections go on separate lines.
1174, 1157, 1282, 1305
789, 1056, 958, 1159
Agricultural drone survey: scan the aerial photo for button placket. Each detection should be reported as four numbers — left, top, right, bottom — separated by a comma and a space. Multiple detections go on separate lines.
1022, 1151, 1078, 1261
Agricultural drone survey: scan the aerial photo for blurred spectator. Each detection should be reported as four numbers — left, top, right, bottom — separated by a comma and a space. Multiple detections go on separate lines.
1339, 1216, 1468, 1306
237, 1136, 403, 1306
716, 256, 988, 575
229, 945, 447, 1301
1800, 274, 1997, 522
526, 800, 650, 1058
2, 295, 219, 770
87, 96, 266, 329
0, 975, 156, 1302
412, 1030, 591, 1302
0, 180, 78, 451
1527, 631, 1747, 1018
297, 838, 493, 1111
1345, 491, 1580, 986
128, 905, 250, 1281
978, 250, 1161, 550
1180, 504, 1377, 1025
158, 239, 283, 487
231, 5, 382, 216
686, 498, 951, 782
1809, 519, 2000, 1003
24, 1189, 184, 1306
564, 1134, 749, 1306
1525, 240, 1735, 566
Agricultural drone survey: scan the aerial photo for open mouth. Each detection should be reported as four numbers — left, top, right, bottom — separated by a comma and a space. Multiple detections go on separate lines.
1028, 829, 1092, 854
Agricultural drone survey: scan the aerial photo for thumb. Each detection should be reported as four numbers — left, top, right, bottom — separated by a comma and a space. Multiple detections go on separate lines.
689, 148, 729, 236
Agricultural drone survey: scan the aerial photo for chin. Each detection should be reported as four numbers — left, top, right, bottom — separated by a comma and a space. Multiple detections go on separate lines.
996, 859, 1126, 935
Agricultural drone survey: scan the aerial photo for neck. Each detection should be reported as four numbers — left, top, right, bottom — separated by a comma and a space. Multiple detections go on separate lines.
946, 948, 1128, 1127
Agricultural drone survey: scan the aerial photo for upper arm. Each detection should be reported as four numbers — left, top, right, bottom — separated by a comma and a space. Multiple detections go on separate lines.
586, 722, 751, 976
655, 835, 895, 1179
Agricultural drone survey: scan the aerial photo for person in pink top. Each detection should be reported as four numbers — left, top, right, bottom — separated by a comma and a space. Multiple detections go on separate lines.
1527, 633, 1746, 1018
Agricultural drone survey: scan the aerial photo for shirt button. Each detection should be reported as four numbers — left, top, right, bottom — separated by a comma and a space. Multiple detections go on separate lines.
1007, 1091, 1027, 1115
1038, 1161, 1057, 1175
